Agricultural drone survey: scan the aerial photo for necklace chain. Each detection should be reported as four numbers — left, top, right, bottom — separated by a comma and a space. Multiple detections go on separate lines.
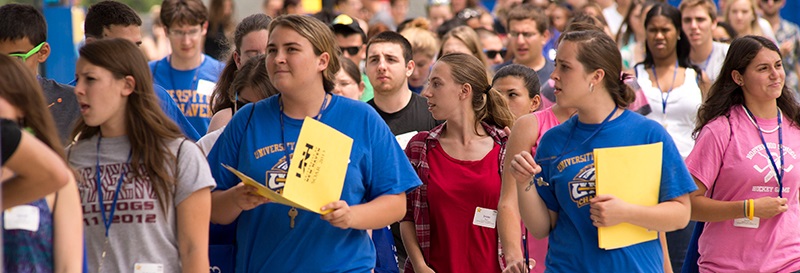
743, 105, 780, 133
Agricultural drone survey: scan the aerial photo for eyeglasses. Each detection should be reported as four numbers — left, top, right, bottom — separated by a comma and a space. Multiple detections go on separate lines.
340, 46, 360, 56
760, 0, 781, 3
457, 8, 481, 21
508, 31, 538, 39
483, 49, 507, 59
167, 28, 203, 38
714, 37, 732, 43
9, 42, 44, 62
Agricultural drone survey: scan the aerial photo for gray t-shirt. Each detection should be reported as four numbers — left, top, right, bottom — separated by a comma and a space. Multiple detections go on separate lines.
67, 135, 215, 273
694, 42, 730, 83
38, 77, 80, 145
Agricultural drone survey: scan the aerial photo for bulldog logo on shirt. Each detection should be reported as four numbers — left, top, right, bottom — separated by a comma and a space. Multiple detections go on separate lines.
266, 156, 291, 194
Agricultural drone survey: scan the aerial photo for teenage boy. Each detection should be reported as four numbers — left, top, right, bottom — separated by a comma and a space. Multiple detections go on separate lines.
83, 0, 200, 140
680, 0, 730, 82
0, 4, 80, 144
150, 0, 224, 136
495, 4, 553, 87
331, 14, 375, 102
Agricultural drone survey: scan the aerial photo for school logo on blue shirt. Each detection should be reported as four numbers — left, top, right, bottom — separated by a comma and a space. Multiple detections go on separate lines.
266, 154, 291, 194
559, 152, 596, 207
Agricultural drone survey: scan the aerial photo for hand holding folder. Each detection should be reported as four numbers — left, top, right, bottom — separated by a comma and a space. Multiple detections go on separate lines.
593, 142, 662, 249
223, 117, 354, 215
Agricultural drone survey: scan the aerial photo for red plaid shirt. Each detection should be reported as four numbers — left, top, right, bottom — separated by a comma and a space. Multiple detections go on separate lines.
401, 121, 508, 272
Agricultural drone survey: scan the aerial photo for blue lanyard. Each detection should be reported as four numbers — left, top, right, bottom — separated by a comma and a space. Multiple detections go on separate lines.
701, 46, 714, 69
95, 136, 133, 237
278, 93, 329, 168
555, 107, 618, 162
522, 229, 530, 272
652, 61, 679, 115
743, 105, 784, 197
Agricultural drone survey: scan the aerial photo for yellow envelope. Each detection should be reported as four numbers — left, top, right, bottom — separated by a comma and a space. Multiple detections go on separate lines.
222, 117, 353, 215
594, 142, 662, 250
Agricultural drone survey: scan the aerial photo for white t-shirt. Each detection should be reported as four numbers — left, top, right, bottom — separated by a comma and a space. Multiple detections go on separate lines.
693, 42, 730, 83
197, 126, 225, 156
602, 4, 624, 36
637, 64, 703, 159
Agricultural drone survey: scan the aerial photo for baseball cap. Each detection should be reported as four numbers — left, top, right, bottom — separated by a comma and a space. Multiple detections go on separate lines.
331, 14, 366, 40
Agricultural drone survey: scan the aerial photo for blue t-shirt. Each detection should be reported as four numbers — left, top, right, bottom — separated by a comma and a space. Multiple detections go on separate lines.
149, 55, 223, 135
533, 110, 696, 272
207, 94, 421, 273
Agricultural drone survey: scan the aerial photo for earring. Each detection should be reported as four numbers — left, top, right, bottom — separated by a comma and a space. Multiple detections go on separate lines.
589, 83, 594, 93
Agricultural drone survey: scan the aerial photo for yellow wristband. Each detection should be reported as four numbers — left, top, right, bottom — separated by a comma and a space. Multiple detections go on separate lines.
748, 199, 755, 220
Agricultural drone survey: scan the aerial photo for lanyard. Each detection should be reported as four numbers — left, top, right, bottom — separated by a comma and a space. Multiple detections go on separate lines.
95, 136, 133, 237
701, 46, 714, 69
743, 105, 784, 197
278, 93, 329, 167
555, 107, 618, 163
652, 61, 679, 116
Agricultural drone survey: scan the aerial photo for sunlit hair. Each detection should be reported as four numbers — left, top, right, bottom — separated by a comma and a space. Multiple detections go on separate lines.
437, 53, 515, 132
694, 35, 799, 137
559, 30, 635, 107
400, 19, 439, 59
723, 0, 763, 37
0, 54, 65, 158
268, 15, 341, 92
211, 13, 272, 113
73, 38, 183, 213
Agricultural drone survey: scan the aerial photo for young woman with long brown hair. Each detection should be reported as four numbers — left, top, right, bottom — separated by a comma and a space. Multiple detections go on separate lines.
0, 53, 82, 273
69, 38, 213, 273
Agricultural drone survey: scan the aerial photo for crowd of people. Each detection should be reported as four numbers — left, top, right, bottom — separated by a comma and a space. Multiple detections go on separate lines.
2, 0, 799, 272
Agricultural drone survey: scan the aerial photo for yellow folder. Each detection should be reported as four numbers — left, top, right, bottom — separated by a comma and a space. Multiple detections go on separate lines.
223, 117, 354, 215
594, 142, 662, 250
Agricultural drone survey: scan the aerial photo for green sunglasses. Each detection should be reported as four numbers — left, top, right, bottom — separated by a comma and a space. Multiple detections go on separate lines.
9, 42, 44, 62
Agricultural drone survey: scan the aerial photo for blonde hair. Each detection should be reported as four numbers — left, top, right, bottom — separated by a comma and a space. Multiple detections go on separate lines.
268, 15, 341, 92
400, 20, 440, 59
723, 0, 763, 37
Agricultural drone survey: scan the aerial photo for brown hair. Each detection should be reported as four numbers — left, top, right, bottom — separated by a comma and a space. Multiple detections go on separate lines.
437, 53, 515, 132
506, 4, 549, 34
208, 0, 234, 34
73, 38, 183, 213
560, 30, 635, 107
694, 35, 800, 137
0, 54, 65, 157
211, 13, 272, 113
230, 55, 278, 109
160, 0, 208, 28
437, 26, 489, 68
268, 15, 341, 92
339, 56, 362, 84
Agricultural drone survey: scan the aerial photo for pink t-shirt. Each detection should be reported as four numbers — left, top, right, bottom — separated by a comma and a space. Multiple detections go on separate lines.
685, 105, 800, 273
532, 106, 561, 153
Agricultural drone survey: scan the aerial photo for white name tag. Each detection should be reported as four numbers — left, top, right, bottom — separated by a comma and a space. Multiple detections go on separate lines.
134, 263, 164, 273
196, 79, 216, 96
472, 207, 498, 229
733, 217, 760, 229
4, 205, 39, 232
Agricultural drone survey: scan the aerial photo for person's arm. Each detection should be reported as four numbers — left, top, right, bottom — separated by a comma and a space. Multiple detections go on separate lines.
2, 131, 71, 209
52, 175, 84, 273
689, 177, 787, 222
321, 192, 406, 230
589, 193, 691, 232
210, 183, 270, 225
660, 232, 673, 273
400, 221, 435, 273
499, 115, 537, 272
699, 71, 711, 101
177, 188, 212, 273
507, 117, 553, 239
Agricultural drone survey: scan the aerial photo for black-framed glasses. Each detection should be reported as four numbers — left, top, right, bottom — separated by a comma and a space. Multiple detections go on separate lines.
508, 31, 538, 39
341, 46, 360, 56
484, 49, 507, 59
8, 42, 44, 62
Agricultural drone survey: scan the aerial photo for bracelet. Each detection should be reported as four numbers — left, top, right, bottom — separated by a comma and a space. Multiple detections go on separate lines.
748, 199, 755, 220
743, 200, 748, 218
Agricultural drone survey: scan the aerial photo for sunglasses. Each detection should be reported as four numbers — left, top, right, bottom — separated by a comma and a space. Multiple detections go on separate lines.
483, 49, 507, 59
9, 42, 44, 62
760, 0, 781, 3
341, 46, 360, 56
